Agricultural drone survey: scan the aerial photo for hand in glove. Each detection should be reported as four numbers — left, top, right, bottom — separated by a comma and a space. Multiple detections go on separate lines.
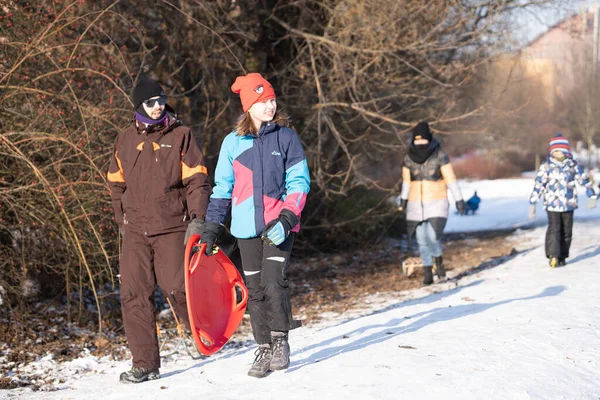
262, 209, 299, 246
529, 204, 536, 220
200, 221, 221, 255
588, 196, 597, 209
397, 199, 408, 215
184, 218, 204, 245
456, 200, 466, 216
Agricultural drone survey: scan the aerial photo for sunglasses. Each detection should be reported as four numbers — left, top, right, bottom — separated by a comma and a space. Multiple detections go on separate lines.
143, 96, 166, 108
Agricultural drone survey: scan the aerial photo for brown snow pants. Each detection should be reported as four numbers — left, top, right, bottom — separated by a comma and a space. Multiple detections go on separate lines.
119, 229, 190, 370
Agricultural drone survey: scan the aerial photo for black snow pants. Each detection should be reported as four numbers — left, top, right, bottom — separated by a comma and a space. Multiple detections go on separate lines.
237, 234, 300, 345
119, 229, 190, 370
545, 211, 574, 259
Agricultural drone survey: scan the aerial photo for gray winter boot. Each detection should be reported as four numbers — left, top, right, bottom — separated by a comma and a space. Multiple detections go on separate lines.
433, 256, 446, 278
119, 367, 160, 384
248, 344, 272, 378
270, 331, 290, 371
422, 266, 434, 286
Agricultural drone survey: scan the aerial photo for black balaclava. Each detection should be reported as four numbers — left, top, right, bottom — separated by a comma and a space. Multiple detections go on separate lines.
412, 121, 433, 147
408, 121, 439, 164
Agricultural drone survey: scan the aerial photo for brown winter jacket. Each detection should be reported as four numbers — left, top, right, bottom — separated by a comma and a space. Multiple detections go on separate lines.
107, 113, 211, 236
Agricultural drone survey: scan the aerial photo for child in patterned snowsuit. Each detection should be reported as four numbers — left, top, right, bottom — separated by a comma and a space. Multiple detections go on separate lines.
529, 134, 597, 267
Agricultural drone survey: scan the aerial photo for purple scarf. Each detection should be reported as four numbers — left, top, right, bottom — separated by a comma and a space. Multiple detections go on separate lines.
135, 110, 168, 126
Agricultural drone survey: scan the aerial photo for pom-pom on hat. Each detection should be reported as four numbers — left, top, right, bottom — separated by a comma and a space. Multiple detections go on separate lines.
231, 73, 276, 112
549, 133, 570, 154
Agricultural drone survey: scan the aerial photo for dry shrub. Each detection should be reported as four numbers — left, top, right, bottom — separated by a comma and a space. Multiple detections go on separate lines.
0, 0, 553, 320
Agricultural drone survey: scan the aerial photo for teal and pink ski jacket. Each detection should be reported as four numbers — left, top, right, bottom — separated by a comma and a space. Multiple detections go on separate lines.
206, 121, 310, 239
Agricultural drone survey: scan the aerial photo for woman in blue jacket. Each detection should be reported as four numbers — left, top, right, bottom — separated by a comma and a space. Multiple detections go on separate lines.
201, 73, 310, 378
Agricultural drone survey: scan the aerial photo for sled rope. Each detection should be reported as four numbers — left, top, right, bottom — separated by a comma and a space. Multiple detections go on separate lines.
156, 297, 203, 360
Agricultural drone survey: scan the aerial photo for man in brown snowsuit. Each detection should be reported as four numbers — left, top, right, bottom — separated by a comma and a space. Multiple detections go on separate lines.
107, 77, 210, 383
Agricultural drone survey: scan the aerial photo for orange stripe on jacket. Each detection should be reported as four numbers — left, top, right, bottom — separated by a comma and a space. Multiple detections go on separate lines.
107, 151, 125, 183
135, 142, 161, 151
181, 162, 207, 180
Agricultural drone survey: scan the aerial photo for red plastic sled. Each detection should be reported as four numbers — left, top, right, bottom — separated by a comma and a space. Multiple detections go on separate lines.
184, 233, 248, 356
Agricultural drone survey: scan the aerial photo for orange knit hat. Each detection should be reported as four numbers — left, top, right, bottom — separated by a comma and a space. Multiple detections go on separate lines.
231, 73, 276, 112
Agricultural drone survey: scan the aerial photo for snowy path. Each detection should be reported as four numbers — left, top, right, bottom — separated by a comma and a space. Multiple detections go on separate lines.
3, 222, 600, 400
445, 178, 600, 233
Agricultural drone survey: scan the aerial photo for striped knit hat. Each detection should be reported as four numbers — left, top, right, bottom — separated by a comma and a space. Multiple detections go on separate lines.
549, 133, 570, 154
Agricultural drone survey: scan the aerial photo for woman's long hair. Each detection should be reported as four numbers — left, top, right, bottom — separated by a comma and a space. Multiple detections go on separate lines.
235, 110, 289, 136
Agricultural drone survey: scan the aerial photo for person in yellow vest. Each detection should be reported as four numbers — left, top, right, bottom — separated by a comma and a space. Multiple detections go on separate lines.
398, 122, 464, 285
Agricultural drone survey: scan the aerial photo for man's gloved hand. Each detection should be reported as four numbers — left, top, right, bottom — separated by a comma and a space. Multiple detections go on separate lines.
262, 209, 299, 246
588, 196, 597, 209
184, 218, 204, 245
119, 225, 125, 238
456, 200, 466, 216
200, 221, 221, 255
529, 204, 536, 220
397, 199, 408, 215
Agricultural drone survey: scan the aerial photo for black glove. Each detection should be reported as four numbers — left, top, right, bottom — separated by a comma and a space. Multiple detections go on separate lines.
261, 209, 299, 246
184, 218, 204, 245
397, 199, 408, 214
456, 200, 466, 216
200, 221, 221, 255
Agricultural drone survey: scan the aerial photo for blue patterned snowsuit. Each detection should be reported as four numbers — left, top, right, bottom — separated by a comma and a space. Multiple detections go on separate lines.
529, 156, 595, 211
530, 156, 596, 259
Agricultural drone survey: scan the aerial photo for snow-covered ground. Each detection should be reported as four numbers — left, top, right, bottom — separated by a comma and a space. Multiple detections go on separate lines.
2, 179, 600, 400
3, 222, 599, 399
446, 177, 599, 233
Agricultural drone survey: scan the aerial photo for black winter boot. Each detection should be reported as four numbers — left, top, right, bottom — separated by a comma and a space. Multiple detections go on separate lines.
433, 256, 446, 278
119, 367, 160, 384
248, 344, 272, 378
422, 266, 434, 286
558, 258, 567, 266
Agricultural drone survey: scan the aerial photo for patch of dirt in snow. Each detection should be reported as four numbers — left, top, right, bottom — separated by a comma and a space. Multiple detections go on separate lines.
0, 301, 129, 391
0, 229, 531, 391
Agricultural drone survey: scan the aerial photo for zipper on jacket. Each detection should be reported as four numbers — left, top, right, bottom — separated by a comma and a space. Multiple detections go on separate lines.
258, 133, 264, 233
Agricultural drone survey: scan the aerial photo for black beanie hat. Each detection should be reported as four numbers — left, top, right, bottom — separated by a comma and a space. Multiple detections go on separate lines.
132, 77, 165, 110
412, 121, 432, 143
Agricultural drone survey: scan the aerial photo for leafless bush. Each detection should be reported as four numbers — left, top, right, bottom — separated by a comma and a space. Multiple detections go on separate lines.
0, 0, 554, 321
268, 0, 551, 240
